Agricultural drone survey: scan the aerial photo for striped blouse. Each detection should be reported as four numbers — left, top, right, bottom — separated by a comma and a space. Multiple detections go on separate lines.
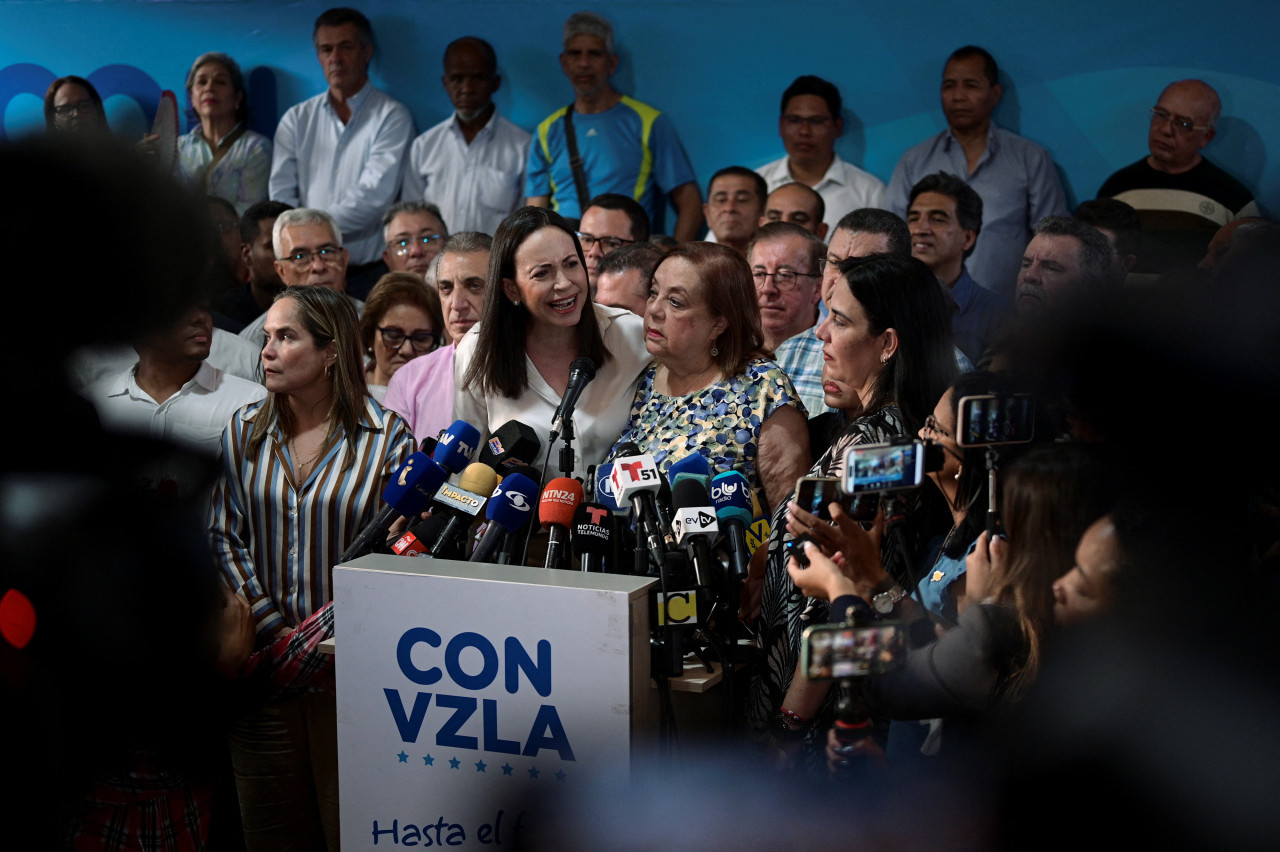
209, 396, 415, 641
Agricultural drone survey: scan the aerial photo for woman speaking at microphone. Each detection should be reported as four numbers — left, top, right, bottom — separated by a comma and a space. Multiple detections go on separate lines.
209, 285, 413, 849
455, 207, 651, 479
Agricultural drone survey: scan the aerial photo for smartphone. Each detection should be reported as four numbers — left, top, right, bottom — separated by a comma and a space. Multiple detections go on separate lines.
842, 440, 926, 494
957, 394, 1035, 447
784, 533, 815, 568
794, 475, 841, 521
801, 621, 907, 680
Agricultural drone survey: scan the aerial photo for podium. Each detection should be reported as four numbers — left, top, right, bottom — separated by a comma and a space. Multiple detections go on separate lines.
333, 554, 656, 849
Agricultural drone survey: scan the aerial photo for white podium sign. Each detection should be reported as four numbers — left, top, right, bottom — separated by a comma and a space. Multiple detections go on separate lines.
335, 555, 655, 849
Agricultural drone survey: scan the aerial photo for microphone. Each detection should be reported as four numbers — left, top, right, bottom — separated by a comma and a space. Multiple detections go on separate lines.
594, 462, 629, 516
711, 470, 753, 580
539, 478, 583, 570
571, 502, 611, 572
668, 452, 712, 483
391, 514, 449, 558
339, 452, 448, 562
432, 419, 481, 474
428, 463, 499, 557
609, 443, 667, 572
469, 472, 539, 563
548, 357, 597, 442
672, 478, 719, 588
478, 420, 542, 477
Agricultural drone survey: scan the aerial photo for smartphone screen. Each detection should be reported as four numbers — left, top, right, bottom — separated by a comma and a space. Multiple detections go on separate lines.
802, 621, 907, 680
842, 441, 926, 494
794, 476, 840, 521
957, 394, 1036, 446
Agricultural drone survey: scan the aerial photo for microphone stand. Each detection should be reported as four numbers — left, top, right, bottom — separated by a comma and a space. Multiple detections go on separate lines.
557, 413, 577, 481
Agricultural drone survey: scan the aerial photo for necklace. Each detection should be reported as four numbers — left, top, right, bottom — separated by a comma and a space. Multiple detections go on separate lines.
290, 428, 328, 479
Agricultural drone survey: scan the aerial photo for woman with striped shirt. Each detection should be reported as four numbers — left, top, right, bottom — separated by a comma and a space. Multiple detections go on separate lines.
209, 285, 414, 851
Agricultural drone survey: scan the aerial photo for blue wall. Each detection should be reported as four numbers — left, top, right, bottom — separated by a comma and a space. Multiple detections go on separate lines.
3, 0, 1278, 215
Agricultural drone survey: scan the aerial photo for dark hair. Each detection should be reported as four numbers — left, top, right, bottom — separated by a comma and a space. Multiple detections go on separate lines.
206, 195, 237, 222
240, 200, 293, 245
185, 53, 250, 126
947, 45, 999, 88
1033, 216, 1115, 296
360, 272, 444, 358
1075, 198, 1141, 261
249, 286, 368, 468
835, 254, 957, 433
707, 166, 768, 207
596, 241, 667, 279
993, 442, 1111, 698
585, 193, 650, 243
780, 75, 842, 119
767, 182, 826, 227
443, 36, 497, 76
44, 76, 108, 133
463, 207, 610, 398
314, 7, 373, 46
834, 208, 911, 258
653, 242, 765, 376
745, 221, 826, 274
910, 171, 983, 259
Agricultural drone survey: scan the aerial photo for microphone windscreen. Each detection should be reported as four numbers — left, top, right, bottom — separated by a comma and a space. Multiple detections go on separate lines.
479, 420, 542, 473
711, 470, 753, 519
487, 472, 539, 532
458, 462, 498, 497
672, 477, 712, 512
539, 477, 583, 529
432, 419, 481, 473
668, 452, 712, 482
612, 441, 642, 460
571, 502, 611, 556
569, 356, 598, 380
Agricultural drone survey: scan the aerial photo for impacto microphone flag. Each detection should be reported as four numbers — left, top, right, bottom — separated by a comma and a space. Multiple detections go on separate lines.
470, 472, 539, 563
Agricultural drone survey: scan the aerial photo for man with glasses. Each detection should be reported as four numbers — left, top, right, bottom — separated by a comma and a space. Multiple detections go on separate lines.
270, 8, 413, 297
1098, 79, 1257, 273
381, 201, 449, 282
237, 208, 364, 344
704, 166, 767, 258
756, 76, 885, 240
887, 46, 1066, 301
747, 222, 826, 354
578, 193, 649, 287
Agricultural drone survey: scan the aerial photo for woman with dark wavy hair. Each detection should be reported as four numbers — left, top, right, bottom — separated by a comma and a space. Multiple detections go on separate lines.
44, 75, 108, 135
455, 206, 650, 481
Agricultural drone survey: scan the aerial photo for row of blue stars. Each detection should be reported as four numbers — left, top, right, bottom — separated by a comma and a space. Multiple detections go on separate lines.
395, 751, 566, 781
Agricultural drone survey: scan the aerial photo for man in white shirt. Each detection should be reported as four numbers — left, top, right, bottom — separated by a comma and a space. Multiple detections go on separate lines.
82, 303, 266, 494
401, 37, 531, 237
756, 76, 886, 239
269, 7, 413, 293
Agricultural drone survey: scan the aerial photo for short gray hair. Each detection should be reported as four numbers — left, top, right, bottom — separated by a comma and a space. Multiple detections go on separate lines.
563, 11, 614, 54
441, 231, 494, 257
273, 208, 342, 257
381, 201, 448, 243
1033, 216, 1114, 294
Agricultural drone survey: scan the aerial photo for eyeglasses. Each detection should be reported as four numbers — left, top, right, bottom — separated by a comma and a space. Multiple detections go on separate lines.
577, 232, 635, 252
281, 245, 344, 268
751, 260, 826, 292
378, 327, 437, 352
782, 114, 834, 130
922, 414, 954, 440
53, 100, 95, 117
389, 234, 444, 256
1149, 107, 1211, 134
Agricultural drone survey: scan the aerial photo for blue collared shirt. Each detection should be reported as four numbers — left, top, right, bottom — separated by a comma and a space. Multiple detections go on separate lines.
947, 266, 1011, 366
888, 125, 1067, 301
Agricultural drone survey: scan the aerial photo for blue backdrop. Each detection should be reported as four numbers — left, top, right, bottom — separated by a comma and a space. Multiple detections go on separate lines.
3, 0, 1277, 216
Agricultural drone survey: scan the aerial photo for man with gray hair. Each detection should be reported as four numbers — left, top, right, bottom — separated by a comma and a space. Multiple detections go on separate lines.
380, 201, 449, 282
1015, 216, 1113, 317
237, 207, 365, 343
270, 7, 413, 292
384, 231, 493, 443
525, 11, 702, 241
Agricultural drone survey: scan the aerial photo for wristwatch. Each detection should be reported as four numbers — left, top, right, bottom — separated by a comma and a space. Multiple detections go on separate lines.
872, 583, 906, 614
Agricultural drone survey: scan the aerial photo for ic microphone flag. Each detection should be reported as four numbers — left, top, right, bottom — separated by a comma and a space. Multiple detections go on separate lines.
539, 477, 583, 570
432, 419, 481, 474
339, 452, 447, 562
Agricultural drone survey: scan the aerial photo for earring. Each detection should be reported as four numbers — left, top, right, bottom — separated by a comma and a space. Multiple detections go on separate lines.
954, 464, 963, 481
880, 353, 889, 364
711, 345, 719, 357
511, 299, 521, 307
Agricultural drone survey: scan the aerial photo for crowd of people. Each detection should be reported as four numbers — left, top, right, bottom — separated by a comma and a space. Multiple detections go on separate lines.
11, 4, 1280, 850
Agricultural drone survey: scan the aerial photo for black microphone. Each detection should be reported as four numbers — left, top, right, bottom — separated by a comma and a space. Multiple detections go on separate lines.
478, 420, 542, 478
608, 442, 667, 573
548, 357, 597, 442
571, 502, 611, 572
671, 478, 719, 589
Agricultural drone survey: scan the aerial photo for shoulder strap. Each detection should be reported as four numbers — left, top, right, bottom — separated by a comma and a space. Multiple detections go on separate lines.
561, 105, 592, 215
